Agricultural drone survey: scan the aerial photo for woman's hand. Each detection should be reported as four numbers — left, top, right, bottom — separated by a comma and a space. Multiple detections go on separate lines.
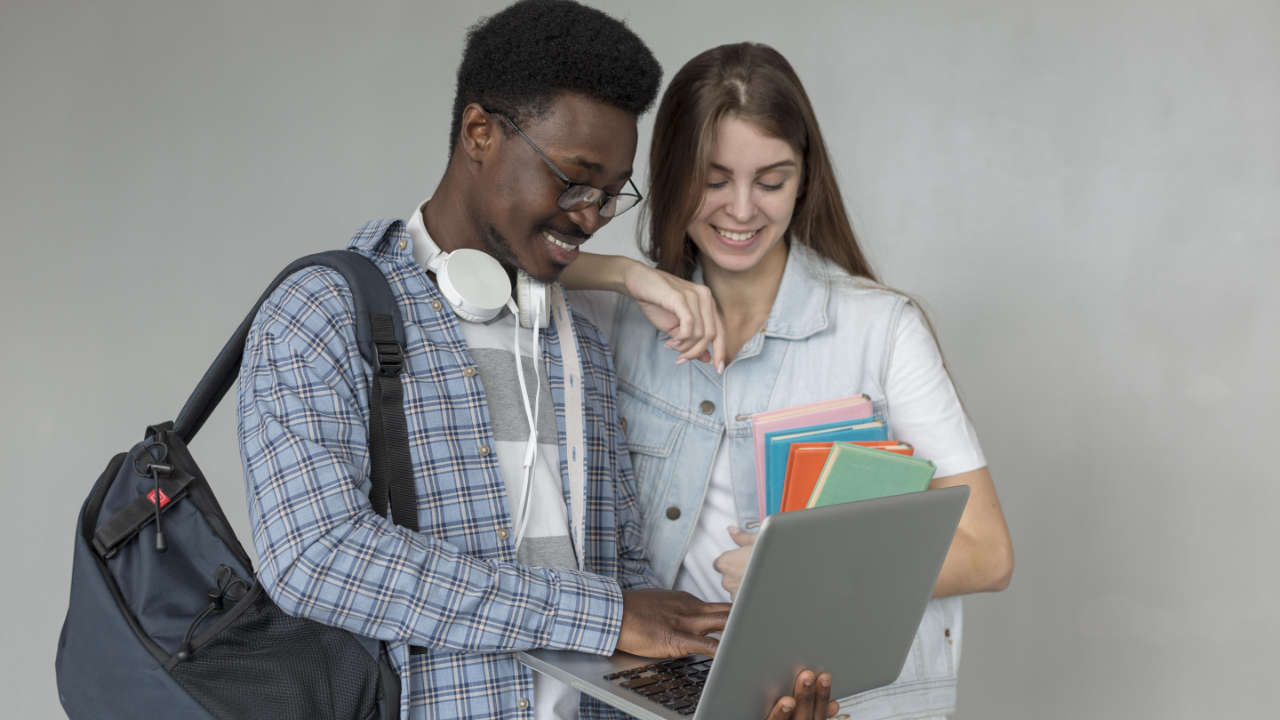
620, 261, 726, 372
764, 670, 839, 720
712, 526, 756, 600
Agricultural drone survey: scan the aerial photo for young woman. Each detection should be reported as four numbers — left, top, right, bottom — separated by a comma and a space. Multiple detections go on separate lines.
564, 43, 1013, 718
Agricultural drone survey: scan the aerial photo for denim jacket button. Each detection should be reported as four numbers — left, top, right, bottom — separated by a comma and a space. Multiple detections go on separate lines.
698, 400, 715, 415
665, 506, 681, 520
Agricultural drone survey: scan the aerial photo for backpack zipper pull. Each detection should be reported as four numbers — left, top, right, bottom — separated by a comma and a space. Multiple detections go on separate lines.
147, 463, 173, 552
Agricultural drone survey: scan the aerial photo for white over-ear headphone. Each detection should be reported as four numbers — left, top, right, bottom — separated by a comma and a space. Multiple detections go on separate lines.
407, 206, 549, 329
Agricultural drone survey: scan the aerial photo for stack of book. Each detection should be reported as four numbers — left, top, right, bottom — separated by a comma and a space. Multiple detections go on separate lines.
750, 395, 936, 516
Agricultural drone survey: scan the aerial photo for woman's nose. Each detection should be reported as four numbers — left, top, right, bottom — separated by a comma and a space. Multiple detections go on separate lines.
726, 184, 754, 223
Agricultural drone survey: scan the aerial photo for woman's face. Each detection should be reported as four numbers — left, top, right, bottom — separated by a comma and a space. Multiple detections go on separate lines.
686, 115, 803, 276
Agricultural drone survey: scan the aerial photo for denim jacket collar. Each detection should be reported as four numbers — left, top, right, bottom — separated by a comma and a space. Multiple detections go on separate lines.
693, 239, 830, 343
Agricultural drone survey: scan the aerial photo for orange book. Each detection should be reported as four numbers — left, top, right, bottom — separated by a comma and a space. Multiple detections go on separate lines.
779, 441, 913, 513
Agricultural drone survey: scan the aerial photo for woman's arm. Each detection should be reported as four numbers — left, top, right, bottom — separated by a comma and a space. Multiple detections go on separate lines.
559, 251, 634, 293
562, 252, 726, 370
930, 466, 1013, 596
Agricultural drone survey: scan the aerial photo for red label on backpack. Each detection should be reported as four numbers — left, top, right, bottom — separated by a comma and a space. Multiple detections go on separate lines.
147, 489, 171, 508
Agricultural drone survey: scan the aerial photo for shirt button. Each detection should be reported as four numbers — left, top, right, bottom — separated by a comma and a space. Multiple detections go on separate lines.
517, 697, 530, 710
699, 400, 715, 415
397, 238, 407, 251
431, 300, 443, 311
497, 527, 509, 541
479, 444, 491, 457
463, 366, 477, 378
666, 506, 681, 520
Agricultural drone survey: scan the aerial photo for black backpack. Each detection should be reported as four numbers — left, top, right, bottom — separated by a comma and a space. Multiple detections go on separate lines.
56, 250, 420, 719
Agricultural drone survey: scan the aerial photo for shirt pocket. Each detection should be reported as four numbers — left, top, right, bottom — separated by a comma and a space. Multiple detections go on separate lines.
617, 389, 685, 525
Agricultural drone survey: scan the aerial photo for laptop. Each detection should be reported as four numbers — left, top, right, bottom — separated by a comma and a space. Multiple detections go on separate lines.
518, 485, 969, 720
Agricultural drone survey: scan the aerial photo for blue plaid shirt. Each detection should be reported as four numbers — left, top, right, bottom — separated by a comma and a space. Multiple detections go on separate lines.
237, 220, 657, 719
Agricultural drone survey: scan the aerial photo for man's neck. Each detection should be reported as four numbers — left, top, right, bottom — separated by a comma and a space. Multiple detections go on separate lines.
421, 172, 485, 254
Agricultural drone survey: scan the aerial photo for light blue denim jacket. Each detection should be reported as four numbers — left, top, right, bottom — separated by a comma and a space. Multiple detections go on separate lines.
574, 240, 970, 718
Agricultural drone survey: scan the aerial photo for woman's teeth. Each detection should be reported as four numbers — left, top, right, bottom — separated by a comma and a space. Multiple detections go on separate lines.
544, 232, 576, 251
716, 227, 758, 242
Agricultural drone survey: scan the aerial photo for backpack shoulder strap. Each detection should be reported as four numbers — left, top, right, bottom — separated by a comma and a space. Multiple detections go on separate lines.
172, 249, 418, 530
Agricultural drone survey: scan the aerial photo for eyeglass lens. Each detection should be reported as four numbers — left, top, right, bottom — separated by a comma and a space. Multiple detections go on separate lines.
557, 185, 640, 218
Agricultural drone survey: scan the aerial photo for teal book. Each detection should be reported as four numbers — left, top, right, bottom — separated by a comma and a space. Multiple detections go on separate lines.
763, 419, 887, 515
806, 442, 937, 508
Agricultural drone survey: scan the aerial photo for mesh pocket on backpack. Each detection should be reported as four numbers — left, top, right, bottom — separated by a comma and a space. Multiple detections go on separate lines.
168, 590, 382, 720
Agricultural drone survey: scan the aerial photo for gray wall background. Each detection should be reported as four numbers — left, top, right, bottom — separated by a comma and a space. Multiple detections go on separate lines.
3, 0, 1277, 717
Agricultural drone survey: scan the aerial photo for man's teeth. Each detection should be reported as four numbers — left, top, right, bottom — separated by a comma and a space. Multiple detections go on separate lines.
716, 227, 757, 242
544, 232, 576, 251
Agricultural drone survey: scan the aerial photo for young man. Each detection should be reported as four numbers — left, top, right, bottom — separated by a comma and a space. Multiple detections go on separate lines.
236, 2, 721, 718
238, 2, 834, 718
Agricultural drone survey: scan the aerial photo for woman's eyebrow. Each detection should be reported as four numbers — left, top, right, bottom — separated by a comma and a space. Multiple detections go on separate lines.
708, 159, 798, 174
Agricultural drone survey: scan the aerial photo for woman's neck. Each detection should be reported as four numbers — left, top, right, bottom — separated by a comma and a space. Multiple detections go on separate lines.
702, 239, 789, 361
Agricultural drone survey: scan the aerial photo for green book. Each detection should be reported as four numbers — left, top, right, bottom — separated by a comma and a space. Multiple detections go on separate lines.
805, 441, 937, 508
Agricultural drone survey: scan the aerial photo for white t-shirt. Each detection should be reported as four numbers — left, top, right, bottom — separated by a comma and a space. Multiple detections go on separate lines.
675, 303, 986, 603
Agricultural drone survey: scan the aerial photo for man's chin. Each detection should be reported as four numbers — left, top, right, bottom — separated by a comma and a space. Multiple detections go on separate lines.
524, 262, 566, 284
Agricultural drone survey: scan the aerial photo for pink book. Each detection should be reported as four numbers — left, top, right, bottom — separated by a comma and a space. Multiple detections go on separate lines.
749, 395, 873, 517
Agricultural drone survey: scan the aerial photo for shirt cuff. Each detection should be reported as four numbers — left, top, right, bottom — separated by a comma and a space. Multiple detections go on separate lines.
542, 568, 625, 656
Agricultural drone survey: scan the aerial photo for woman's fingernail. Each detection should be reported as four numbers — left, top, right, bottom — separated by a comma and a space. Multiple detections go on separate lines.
676, 357, 688, 365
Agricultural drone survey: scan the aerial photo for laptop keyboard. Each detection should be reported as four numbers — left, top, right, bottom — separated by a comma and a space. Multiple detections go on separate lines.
603, 655, 712, 716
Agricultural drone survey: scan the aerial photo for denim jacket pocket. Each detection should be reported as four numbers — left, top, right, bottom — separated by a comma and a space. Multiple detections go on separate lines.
617, 389, 685, 527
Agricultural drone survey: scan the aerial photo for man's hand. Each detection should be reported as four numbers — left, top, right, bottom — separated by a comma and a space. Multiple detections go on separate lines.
764, 670, 839, 720
712, 526, 757, 600
617, 589, 731, 658
620, 262, 726, 372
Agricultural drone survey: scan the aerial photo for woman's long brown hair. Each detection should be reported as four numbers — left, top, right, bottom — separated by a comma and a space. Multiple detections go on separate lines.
641, 42, 878, 283
641, 42, 962, 398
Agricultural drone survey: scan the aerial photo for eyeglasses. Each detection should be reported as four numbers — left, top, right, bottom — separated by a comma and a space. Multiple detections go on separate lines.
487, 109, 643, 218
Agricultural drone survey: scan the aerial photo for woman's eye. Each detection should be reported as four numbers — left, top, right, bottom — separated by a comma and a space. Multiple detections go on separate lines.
706, 180, 729, 189
757, 175, 787, 191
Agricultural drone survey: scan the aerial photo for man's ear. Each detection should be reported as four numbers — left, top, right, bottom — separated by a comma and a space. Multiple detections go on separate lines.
458, 103, 498, 163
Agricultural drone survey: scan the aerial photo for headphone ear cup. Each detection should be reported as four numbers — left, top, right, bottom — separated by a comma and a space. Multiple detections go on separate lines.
437, 249, 511, 323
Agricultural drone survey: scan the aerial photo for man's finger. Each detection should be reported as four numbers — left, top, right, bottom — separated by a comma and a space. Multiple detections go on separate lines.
809, 672, 832, 720
679, 606, 731, 636
765, 697, 796, 720
789, 671, 816, 720
674, 630, 720, 658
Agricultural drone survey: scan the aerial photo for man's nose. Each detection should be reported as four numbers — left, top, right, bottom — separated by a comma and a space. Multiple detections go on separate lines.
566, 204, 607, 236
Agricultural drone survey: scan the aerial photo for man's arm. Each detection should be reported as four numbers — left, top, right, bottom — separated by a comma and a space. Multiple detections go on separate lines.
238, 268, 624, 656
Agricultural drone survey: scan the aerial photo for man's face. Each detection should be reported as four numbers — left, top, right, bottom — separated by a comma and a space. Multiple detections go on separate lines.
473, 94, 638, 282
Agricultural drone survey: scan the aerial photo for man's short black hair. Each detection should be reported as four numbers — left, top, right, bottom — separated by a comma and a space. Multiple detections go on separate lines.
450, 0, 661, 153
